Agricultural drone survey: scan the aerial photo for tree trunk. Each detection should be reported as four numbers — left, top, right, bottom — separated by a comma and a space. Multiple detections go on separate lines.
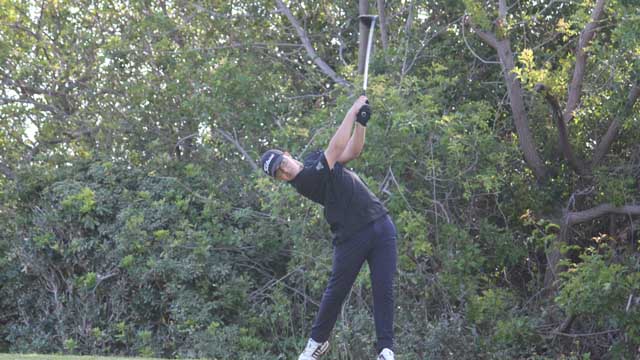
495, 40, 547, 180
544, 204, 640, 289
377, 0, 388, 51
543, 234, 564, 292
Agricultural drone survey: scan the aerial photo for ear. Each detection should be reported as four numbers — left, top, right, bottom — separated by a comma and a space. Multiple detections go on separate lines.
284, 151, 291, 157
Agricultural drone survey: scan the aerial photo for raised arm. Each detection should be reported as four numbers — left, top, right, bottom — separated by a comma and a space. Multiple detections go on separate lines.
324, 96, 368, 169
336, 123, 366, 165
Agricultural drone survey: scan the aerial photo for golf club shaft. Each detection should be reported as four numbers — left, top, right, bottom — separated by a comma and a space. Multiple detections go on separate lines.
362, 17, 377, 95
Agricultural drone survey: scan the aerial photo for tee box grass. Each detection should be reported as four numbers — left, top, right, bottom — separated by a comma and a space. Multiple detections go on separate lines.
0, 355, 171, 360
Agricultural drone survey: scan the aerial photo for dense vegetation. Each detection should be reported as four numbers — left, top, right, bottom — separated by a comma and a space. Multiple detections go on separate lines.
1, 0, 638, 359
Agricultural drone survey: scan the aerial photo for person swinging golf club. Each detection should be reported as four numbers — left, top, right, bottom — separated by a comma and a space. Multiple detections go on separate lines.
260, 94, 397, 360
261, 15, 395, 360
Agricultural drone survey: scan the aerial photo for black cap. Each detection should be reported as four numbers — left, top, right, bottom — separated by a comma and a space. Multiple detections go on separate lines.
260, 149, 284, 177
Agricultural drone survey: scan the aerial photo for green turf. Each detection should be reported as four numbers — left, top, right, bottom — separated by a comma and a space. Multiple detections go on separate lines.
0, 355, 169, 360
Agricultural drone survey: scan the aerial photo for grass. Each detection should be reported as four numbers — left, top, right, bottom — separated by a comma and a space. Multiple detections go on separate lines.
0, 355, 168, 360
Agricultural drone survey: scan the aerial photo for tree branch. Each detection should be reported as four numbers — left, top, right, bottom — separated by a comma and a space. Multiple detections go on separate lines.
553, 314, 577, 335
24, 127, 95, 162
474, 26, 500, 50
463, 10, 500, 49
214, 128, 259, 172
462, 19, 501, 64
1, 75, 64, 98
176, 133, 199, 147
592, 81, 640, 166
0, 97, 61, 115
274, 0, 350, 88
190, 2, 252, 19
400, 0, 416, 77
405, 19, 461, 74
563, 0, 607, 123
551, 328, 620, 338
536, 84, 587, 174
567, 203, 640, 226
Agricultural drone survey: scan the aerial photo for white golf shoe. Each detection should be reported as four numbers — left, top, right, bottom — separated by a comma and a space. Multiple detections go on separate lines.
298, 338, 329, 360
377, 348, 395, 360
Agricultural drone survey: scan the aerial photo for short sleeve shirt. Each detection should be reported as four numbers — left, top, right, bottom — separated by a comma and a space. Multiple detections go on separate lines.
288, 150, 388, 245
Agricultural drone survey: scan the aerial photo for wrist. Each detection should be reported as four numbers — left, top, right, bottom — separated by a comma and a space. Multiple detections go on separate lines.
347, 108, 358, 121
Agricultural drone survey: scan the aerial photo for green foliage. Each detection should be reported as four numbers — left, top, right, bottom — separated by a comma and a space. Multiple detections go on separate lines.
463, 0, 493, 31
468, 289, 542, 356
418, 314, 478, 359
62, 187, 97, 214
493, 316, 539, 351
0, 355, 167, 360
520, 210, 561, 249
556, 250, 631, 318
396, 210, 432, 270
0, 0, 639, 359
468, 288, 515, 328
64, 339, 77, 353
555, 247, 640, 357
437, 224, 486, 300
479, 220, 526, 270
513, 48, 566, 96
592, 167, 637, 207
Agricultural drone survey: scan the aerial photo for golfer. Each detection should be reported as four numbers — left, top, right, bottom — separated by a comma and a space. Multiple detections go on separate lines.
260, 96, 397, 360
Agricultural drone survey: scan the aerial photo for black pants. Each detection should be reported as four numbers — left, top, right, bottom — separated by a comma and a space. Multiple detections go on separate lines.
310, 214, 398, 353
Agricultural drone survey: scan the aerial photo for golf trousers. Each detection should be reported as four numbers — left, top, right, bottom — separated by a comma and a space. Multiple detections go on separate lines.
310, 213, 398, 353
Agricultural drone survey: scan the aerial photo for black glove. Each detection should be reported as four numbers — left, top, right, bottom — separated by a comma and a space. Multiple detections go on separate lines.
356, 100, 371, 126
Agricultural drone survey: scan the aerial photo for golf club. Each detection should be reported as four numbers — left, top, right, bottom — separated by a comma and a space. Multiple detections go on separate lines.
357, 15, 378, 125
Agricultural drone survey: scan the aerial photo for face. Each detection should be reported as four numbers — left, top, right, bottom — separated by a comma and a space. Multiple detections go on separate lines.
275, 152, 303, 182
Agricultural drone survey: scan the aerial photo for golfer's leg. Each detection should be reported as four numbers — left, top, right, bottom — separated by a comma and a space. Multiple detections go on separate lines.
310, 235, 370, 343
367, 215, 398, 352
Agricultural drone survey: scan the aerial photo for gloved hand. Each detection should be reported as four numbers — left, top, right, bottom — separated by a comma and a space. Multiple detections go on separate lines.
351, 96, 370, 126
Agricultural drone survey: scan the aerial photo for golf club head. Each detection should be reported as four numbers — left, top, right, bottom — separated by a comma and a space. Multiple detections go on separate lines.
358, 15, 378, 27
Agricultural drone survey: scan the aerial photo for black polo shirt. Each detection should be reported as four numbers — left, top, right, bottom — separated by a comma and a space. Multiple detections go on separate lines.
288, 150, 388, 245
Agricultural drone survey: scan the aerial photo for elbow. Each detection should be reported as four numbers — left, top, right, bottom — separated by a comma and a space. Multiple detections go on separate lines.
349, 147, 364, 162
328, 138, 349, 156
354, 143, 364, 158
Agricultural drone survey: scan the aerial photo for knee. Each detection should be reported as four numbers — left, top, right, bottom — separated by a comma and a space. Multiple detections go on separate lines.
323, 283, 349, 302
323, 278, 353, 301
